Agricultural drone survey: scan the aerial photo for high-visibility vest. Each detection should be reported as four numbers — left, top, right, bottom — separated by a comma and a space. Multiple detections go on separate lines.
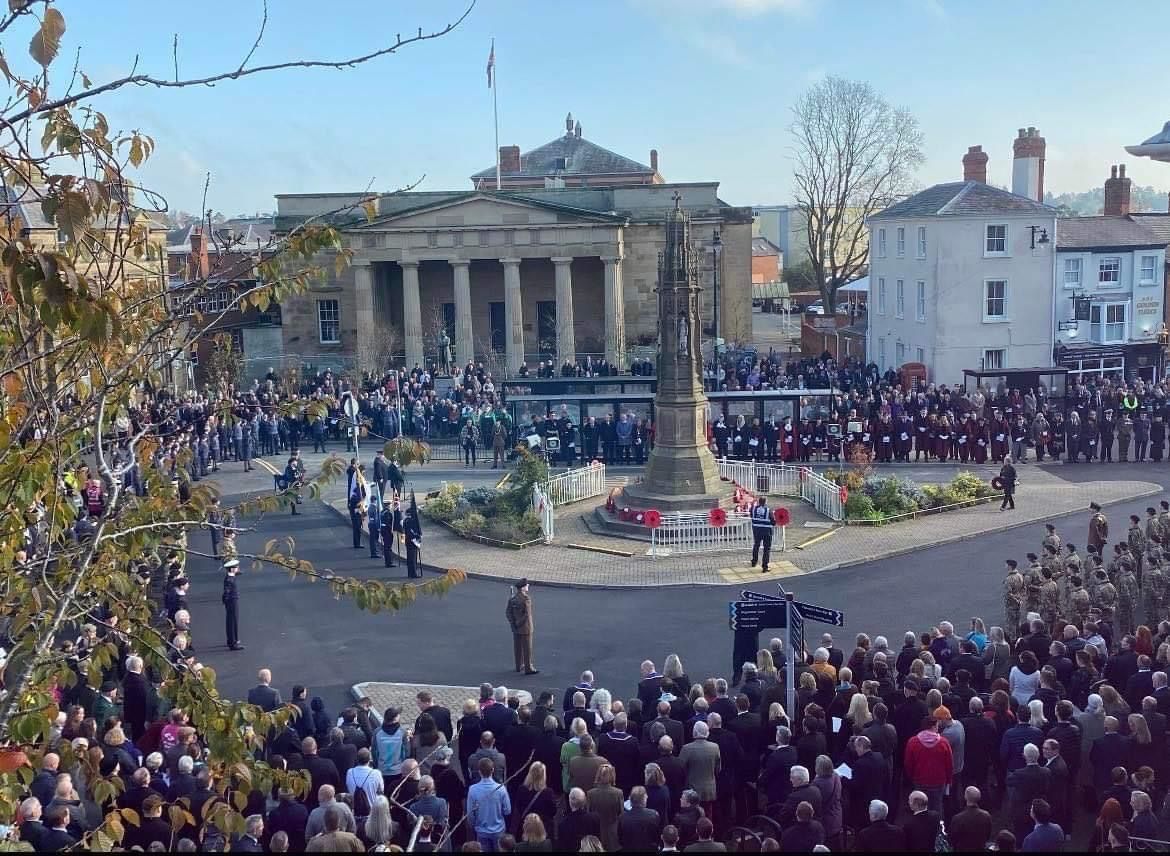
751, 505, 773, 531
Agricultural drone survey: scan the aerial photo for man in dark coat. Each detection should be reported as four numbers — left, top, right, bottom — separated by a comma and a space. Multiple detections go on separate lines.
120, 658, 150, 742
247, 669, 283, 712
901, 791, 942, 852
644, 701, 684, 751
960, 699, 998, 792
415, 691, 453, 742
948, 786, 993, 852
599, 713, 642, 795
299, 737, 340, 810
558, 788, 601, 851
222, 558, 243, 651
617, 787, 661, 852
758, 726, 798, 807
637, 660, 665, 712
854, 800, 906, 852
1090, 717, 1130, 798
266, 789, 309, 853
847, 737, 888, 831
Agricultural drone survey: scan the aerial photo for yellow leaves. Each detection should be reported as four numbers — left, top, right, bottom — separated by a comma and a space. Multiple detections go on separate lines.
119, 807, 140, 828
1, 372, 22, 398
168, 804, 186, 833
361, 198, 377, 222
119, 132, 155, 168
28, 6, 65, 67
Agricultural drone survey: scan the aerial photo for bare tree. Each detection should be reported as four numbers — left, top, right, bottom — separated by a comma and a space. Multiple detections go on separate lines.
791, 76, 924, 312
354, 322, 402, 375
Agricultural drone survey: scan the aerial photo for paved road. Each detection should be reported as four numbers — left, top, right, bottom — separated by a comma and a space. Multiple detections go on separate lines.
186, 461, 1170, 719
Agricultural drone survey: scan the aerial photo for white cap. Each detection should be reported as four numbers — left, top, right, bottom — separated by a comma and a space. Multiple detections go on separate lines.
223, 559, 240, 569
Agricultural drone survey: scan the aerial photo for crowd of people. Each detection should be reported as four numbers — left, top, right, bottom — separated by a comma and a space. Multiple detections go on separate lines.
17, 501, 1170, 851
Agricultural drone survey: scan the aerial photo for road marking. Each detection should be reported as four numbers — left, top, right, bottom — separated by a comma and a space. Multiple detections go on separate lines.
795, 527, 839, 550
566, 543, 635, 557
254, 458, 279, 476
717, 561, 804, 583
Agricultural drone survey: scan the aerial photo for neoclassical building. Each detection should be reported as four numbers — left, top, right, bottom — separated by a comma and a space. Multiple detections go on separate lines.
274, 116, 752, 374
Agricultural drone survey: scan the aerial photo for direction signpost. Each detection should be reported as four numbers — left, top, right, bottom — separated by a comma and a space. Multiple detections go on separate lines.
730, 584, 845, 723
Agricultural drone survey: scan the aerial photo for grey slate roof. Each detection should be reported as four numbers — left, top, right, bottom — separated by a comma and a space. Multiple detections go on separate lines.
1130, 213, 1170, 246
1056, 216, 1164, 251
871, 181, 1057, 220
0, 184, 54, 230
752, 236, 781, 256
471, 132, 653, 181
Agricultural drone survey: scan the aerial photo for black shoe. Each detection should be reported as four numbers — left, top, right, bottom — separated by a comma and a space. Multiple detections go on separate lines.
229, 644, 245, 651
525, 669, 540, 676
761, 567, 768, 574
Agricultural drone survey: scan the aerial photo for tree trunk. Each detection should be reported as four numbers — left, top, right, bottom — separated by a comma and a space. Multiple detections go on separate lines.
821, 285, 837, 314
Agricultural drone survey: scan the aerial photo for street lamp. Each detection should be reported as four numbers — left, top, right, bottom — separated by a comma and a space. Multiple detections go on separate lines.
711, 229, 722, 363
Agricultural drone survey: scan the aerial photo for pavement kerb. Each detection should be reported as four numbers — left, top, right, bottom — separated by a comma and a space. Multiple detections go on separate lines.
808, 482, 1163, 575
319, 483, 1164, 591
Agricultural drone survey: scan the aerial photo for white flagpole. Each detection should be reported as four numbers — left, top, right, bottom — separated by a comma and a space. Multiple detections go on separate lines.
492, 42, 501, 191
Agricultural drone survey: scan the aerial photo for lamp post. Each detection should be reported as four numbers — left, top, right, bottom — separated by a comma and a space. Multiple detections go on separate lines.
1158, 322, 1170, 380
711, 229, 722, 364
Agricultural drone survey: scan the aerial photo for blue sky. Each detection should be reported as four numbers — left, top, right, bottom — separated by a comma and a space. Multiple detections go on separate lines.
42, 0, 1170, 216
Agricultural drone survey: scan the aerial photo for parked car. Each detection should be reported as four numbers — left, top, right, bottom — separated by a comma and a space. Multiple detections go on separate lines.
804, 299, 849, 316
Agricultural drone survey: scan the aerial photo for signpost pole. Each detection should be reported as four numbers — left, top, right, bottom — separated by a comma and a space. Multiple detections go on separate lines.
785, 591, 796, 719
343, 392, 360, 461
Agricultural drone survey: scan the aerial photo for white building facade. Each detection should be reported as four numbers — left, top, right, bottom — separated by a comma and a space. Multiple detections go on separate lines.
867, 181, 1058, 387
1053, 217, 1166, 382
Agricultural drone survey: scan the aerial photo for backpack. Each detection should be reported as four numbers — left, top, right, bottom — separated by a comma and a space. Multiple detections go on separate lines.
352, 768, 374, 819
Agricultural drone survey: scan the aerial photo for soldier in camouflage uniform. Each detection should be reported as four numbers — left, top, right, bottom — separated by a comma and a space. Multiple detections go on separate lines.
1043, 523, 1061, 555
1095, 568, 1119, 623
1038, 567, 1060, 635
1128, 514, 1147, 590
1144, 550, 1166, 627
1158, 500, 1170, 549
1145, 506, 1161, 552
1004, 559, 1026, 642
1070, 575, 1091, 625
1025, 552, 1044, 614
1065, 544, 1083, 581
1116, 562, 1138, 637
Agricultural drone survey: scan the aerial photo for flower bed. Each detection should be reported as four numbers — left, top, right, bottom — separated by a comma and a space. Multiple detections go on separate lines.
421, 449, 548, 548
822, 469, 999, 524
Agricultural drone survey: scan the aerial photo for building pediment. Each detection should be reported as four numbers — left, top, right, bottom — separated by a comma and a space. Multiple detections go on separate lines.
353, 192, 624, 232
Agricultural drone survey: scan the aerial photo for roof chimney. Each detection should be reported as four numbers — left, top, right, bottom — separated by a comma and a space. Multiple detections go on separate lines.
499, 145, 521, 174
189, 226, 210, 279
574, 120, 582, 139
565, 112, 574, 136
650, 149, 659, 173
1104, 163, 1132, 216
1011, 126, 1046, 202
962, 145, 988, 183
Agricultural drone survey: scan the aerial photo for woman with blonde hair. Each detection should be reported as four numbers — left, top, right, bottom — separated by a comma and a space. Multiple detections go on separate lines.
663, 654, 690, 695
1128, 713, 1152, 770
587, 763, 623, 851
589, 688, 614, 730
756, 649, 779, 687
845, 692, 872, 735
515, 813, 552, 852
1099, 684, 1131, 732
514, 761, 556, 840
579, 835, 604, 852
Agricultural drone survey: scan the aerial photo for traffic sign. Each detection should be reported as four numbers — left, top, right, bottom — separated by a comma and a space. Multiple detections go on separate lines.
740, 590, 784, 603
341, 392, 360, 420
793, 600, 845, 627
789, 606, 804, 658
729, 600, 787, 632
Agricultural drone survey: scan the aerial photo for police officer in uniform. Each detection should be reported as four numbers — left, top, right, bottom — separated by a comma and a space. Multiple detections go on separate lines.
750, 496, 773, 574
382, 494, 402, 568
222, 558, 243, 651
404, 504, 423, 579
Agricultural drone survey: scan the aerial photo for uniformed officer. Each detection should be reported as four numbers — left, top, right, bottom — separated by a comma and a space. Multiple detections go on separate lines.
1003, 559, 1025, 640
506, 578, 538, 675
1116, 563, 1138, 637
222, 558, 243, 651
750, 496, 773, 574
404, 504, 423, 579
382, 494, 402, 568
1042, 524, 1061, 554
367, 494, 382, 559
207, 497, 223, 560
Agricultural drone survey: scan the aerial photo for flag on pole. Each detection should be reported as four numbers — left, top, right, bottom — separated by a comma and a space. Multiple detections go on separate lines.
486, 39, 495, 89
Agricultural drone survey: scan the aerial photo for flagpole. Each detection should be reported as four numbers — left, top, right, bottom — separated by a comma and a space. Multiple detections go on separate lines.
492, 41, 501, 190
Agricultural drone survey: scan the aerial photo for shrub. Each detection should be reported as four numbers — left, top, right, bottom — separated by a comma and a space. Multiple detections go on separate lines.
423, 483, 463, 522
452, 511, 486, 536
462, 487, 500, 508
949, 471, 987, 500
844, 493, 877, 520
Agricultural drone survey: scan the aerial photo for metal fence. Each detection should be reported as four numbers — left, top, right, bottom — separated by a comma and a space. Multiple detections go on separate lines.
716, 460, 843, 522
649, 510, 755, 557
545, 463, 606, 507
531, 484, 554, 543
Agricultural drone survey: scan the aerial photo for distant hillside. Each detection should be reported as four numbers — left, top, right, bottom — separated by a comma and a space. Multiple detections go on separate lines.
1045, 185, 1169, 216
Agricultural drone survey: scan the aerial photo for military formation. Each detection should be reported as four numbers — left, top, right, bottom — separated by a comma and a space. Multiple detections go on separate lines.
1002, 501, 1170, 641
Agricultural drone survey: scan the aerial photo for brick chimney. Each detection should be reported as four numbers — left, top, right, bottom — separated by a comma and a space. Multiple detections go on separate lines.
189, 226, 210, 279
499, 145, 521, 174
650, 149, 659, 172
1104, 164, 1132, 216
1011, 126, 1046, 202
962, 145, 988, 183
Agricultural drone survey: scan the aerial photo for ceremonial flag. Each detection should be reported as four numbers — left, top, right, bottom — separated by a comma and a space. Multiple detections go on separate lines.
486, 40, 495, 89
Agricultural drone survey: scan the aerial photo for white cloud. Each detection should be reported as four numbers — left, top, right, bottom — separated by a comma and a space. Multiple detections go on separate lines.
679, 27, 752, 67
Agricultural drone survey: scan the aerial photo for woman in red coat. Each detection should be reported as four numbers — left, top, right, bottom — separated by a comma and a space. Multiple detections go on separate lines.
934, 416, 952, 462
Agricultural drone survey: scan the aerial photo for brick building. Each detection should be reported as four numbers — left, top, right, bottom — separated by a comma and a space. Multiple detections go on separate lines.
274, 115, 753, 374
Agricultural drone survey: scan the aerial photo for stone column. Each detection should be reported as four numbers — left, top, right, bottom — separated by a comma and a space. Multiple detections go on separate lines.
602, 254, 626, 369
353, 260, 375, 359
552, 256, 576, 366
501, 257, 524, 374
451, 259, 473, 367
401, 260, 423, 368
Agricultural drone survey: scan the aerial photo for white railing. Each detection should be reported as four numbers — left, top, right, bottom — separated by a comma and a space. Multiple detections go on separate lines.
717, 459, 843, 522
649, 510, 756, 557
544, 462, 606, 507
532, 483, 554, 543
